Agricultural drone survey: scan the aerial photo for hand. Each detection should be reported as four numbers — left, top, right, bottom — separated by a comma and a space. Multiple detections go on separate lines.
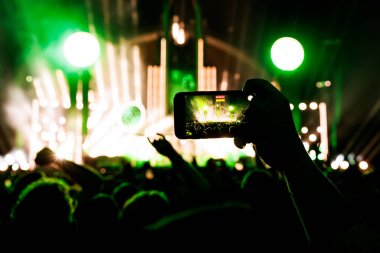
234, 78, 302, 168
148, 133, 177, 157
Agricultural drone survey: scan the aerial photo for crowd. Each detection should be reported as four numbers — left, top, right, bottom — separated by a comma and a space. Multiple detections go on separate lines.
0, 78, 379, 252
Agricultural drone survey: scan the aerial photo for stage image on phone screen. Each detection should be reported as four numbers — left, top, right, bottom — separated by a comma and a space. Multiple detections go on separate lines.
174, 91, 250, 139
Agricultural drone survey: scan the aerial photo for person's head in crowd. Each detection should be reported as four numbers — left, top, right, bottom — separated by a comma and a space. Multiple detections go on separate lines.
10, 170, 43, 203
112, 182, 139, 208
34, 147, 58, 166
10, 177, 75, 234
119, 190, 170, 230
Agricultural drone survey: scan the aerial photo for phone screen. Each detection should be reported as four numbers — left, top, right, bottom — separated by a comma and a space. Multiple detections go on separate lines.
174, 90, 250, 139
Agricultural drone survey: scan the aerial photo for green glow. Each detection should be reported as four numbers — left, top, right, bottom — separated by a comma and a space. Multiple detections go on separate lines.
171, 70, 181, 80
122, 106, 141, 126
169, 69, 196, 112
63, 32, 100, 68
271, 37, 304, 71
121, 104, 145, 129
120, 102, 146, 135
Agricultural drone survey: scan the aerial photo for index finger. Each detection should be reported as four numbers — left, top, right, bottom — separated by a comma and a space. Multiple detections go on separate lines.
156, 133, 165, 139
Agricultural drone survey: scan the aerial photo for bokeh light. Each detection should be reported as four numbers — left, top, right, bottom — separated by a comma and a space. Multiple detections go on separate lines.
271, 37, 304, 71
63, 31, 100, 68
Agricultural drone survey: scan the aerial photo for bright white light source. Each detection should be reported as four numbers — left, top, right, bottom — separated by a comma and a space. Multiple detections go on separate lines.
358, 161, 369, 170
63, 32, 100, 68
271, 37, 304, 71
298, 103, 307, 110
339, 160, 350, 170
309, 134, 317, 142
309, 102, 318, 110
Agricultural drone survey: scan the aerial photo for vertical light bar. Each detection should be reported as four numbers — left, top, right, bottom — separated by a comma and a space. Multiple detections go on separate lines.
206, 66, 211, 91
133, 45, 142, 104
94, 62, 107, 107
120, 38, 130, 102
32, 78, 47, 106
159, 38, 167, 118
74, 111, 83, 164
107, 42, 120, 105
29, 99, 40, 167
147, 65, 153, 121
319, 102, 329, 161
40, 68, 58, 106
220, 70, 229, 90
55, 70, 71, 108
198, 38, 204, 90
202, 67, 206, 91
62, 131, 74, 161
76, 81, 83, 110
211, 66, 217, 91
154, 66, 161, 121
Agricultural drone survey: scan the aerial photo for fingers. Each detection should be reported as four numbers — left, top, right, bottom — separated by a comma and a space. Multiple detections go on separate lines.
234, 121, 256, 147
242, 78, 278, 96
156, 133, 165, 139
147, 133, 166, 144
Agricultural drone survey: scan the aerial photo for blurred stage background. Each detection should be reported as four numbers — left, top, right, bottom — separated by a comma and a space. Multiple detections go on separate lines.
0, 0, 378, 173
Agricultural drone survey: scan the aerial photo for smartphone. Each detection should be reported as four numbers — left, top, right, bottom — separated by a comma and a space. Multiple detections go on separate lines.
174, 90, 250, 139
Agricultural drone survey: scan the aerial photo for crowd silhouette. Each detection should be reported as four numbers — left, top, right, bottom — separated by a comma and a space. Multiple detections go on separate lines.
0, 78, 380, 252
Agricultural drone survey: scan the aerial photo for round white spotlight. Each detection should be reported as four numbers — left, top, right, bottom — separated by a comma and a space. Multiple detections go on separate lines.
63, 31, 100, 68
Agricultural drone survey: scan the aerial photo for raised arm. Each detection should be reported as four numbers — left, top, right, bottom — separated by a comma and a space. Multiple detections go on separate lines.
148, 133, 210, 193
234, 78, 378, 251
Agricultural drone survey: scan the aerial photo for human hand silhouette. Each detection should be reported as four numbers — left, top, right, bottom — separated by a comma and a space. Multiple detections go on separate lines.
148, 133, 177, 157
234, 78, 301, 168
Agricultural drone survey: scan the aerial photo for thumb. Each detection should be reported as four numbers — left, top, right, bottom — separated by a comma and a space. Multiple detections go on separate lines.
234, 137, 247, 149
